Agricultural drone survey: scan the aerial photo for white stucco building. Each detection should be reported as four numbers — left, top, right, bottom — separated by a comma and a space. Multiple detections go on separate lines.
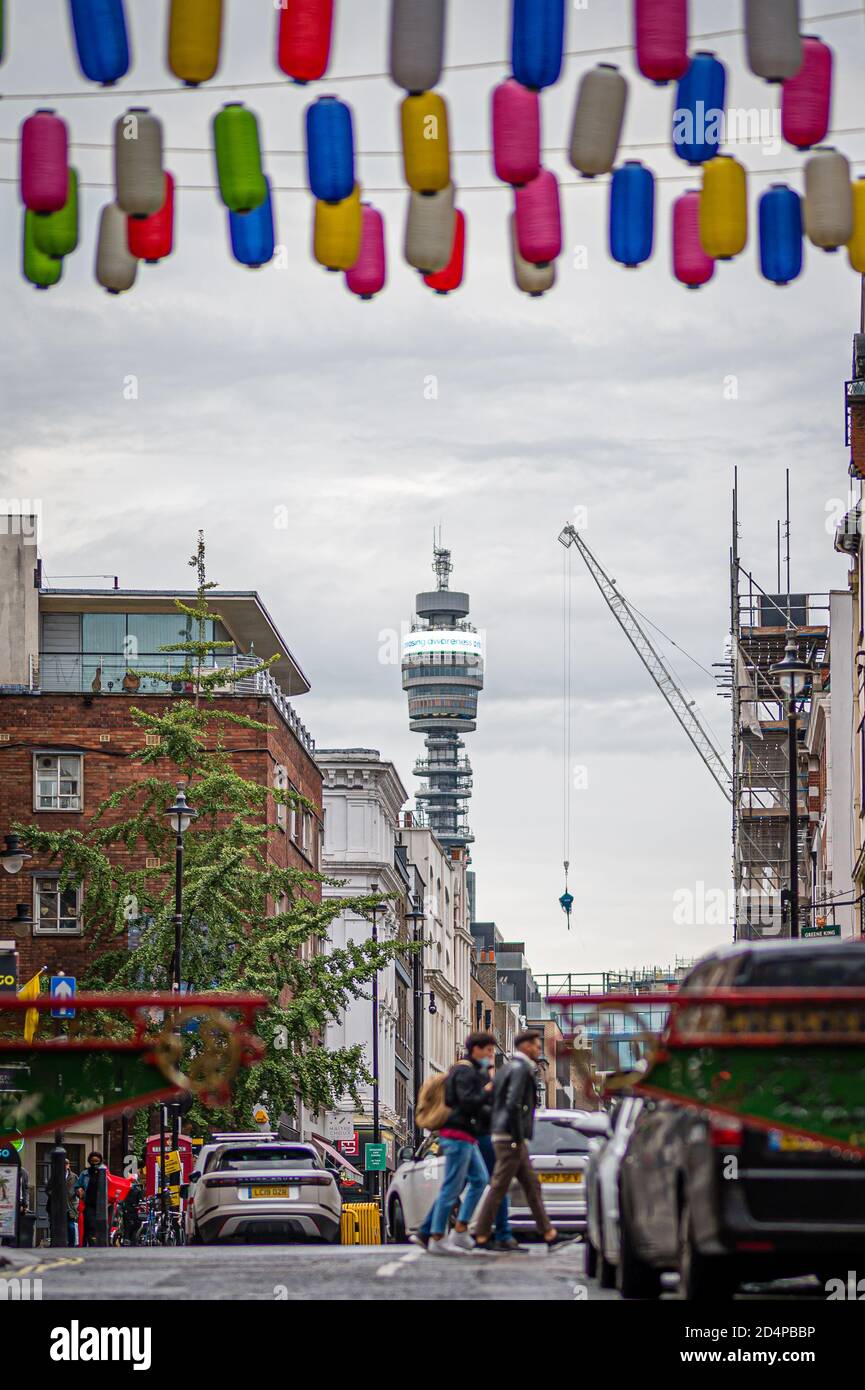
399, 821, 471, 1076
317, 749, 412, 1165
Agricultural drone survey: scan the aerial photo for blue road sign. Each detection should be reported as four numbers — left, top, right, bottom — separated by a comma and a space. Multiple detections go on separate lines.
50, 974, 76, 1019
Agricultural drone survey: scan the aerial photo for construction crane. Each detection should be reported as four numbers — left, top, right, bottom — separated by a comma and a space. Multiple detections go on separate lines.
557, 523, 733, 805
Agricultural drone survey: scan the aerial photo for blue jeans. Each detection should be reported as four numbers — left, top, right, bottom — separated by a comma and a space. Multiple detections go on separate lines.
478, 1134, 514, 1243
420, 1139, 489, 1238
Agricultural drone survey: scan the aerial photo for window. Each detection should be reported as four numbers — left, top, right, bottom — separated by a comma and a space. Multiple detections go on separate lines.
302, 811, 311, 855
215, 1147, 318, 1170
274, 764, 287, 831
289, 787, 298, 841
34, 876, 82, 934
34, 753, 82, 811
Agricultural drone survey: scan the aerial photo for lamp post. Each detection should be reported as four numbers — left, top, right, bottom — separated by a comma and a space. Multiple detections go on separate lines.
405, 894, 426, 1148
163, 784, 197, 1149
2, 838, 33, 941
1, 835, 31, 877
368, 883, 383, 1207
770, 636, 813, 940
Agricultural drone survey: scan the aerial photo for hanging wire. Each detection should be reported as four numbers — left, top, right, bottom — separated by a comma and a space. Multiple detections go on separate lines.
3, 154, 863, 198
5, 121, 865, 162
561, 540, 575, 926
0, 6, 859, 102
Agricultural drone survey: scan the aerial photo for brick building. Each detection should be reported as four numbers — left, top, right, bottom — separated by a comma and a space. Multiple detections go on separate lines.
0, 520, 322, 1197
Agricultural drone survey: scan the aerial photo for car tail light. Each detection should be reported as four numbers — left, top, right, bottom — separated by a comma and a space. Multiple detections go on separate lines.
203, 1173, 333, 1188
709, 1114, 743, 1149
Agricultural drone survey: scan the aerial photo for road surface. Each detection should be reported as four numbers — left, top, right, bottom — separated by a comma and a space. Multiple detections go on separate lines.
1, 1242, 825, 1301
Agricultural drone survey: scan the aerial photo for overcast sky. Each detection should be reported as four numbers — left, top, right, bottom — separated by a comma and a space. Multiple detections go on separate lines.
2, 1, 863, 976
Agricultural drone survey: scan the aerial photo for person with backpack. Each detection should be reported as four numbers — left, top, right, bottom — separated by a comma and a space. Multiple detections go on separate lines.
472, 1029, 572, 1251
413, 1031, 497, 1255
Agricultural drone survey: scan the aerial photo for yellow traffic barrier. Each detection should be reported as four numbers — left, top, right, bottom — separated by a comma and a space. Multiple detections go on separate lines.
341, 1202, 382, 1245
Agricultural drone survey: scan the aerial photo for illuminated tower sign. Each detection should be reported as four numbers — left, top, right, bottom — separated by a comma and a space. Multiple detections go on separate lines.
401, 545, 484, 849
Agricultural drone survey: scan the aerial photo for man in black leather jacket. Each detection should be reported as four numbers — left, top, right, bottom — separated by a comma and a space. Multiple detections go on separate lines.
472, 1030, 571, 1250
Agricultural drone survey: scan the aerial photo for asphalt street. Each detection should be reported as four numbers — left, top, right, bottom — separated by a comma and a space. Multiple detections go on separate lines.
0, 1242, 827, 1302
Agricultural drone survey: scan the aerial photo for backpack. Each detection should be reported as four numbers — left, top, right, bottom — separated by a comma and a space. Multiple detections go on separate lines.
415, 1061, 470, 1131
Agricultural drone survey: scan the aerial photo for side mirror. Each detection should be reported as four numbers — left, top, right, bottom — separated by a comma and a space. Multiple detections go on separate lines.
397, 1145, 415, 1166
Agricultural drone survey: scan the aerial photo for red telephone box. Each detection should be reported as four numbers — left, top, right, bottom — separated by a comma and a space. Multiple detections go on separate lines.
145, 1133, 194, 1198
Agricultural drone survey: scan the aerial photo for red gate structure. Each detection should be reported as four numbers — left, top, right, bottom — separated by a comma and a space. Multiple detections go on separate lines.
0, 992, 267, 1139
548, 988, 865, 1157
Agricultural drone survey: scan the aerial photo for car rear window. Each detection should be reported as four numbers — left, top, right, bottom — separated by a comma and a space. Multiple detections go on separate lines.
738, 949, 865, 988
215, 1147, 317, 1170
527, 1120, 592, 1156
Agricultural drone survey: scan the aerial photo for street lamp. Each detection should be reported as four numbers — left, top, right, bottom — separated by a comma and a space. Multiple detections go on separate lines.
1, 835, 31, 875
405, 894, 426, 1147
163, 785, 197, 995
368, 883, 384, 1195
163, 784, 197, 1153
770, 636, 813, 940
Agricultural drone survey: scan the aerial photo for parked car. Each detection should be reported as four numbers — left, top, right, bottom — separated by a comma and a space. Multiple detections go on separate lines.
186, 1141, 341, 1244
386, 1108, 610, 1241
617, 940, 865, 1300
585, 1096, 643, 1288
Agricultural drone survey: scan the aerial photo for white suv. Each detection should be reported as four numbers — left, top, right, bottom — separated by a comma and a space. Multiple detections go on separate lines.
186, 1140, 341, 1245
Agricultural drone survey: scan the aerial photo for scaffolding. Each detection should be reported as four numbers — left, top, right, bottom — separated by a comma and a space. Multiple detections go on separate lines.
724, 478, 829, 940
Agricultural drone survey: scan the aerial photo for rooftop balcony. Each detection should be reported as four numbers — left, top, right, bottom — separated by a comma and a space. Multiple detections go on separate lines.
27, 651, 316, 755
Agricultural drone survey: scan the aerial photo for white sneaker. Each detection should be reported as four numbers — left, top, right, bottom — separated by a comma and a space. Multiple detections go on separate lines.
426, 1237, 451, 1256
445, 1231, 474, 1253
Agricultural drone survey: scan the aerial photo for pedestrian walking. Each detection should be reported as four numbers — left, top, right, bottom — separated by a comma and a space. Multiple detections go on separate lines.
75, 1151, 104, 1247
477, 1064, 524, 1252
416, 1032, 497, 1254
472, 1030, 572, 1251
120, 1172, 144, 1245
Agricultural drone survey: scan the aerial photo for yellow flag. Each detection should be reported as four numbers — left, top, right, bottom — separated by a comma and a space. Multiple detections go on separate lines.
18, 971, 42, 1044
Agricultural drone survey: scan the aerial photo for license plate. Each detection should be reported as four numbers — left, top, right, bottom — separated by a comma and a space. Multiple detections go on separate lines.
767, 1131, 825, 1154
540, 1172, 582, 1184
246, 1185, 298, 1199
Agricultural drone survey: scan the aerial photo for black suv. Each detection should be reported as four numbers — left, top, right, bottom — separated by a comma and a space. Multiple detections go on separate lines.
618, 939, 865, 1299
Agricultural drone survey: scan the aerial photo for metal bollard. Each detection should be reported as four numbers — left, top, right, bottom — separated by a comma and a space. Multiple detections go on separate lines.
49, 1133, 68, 1249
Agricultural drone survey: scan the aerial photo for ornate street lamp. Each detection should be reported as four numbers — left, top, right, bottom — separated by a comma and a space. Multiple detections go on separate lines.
1, 835, 31, 875
163, 784, 197, 1156
405, 893, 426, 1148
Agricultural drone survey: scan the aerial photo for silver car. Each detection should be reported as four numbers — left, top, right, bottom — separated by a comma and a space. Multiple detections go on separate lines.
585, 1097, 643, 1287
386, 1109, 610, 1241
186, 1141, 341, 1245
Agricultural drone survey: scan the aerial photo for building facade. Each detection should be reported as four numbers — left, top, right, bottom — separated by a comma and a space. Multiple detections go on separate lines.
317, 749, 417, 1170
0, 520, 323, 1199
398, 819, 471, 1073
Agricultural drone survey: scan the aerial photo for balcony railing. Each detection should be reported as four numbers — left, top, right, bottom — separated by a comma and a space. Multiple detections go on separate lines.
32, 652, 315, 755
414, 755, 472, 776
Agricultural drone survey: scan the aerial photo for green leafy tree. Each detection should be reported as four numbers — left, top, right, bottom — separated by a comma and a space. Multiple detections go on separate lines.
18, 534, 409, 1135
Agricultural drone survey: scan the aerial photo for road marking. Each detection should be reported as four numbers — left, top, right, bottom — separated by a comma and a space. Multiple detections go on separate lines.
12, 1256, 84, 1277
376, 1248, 424, 1278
